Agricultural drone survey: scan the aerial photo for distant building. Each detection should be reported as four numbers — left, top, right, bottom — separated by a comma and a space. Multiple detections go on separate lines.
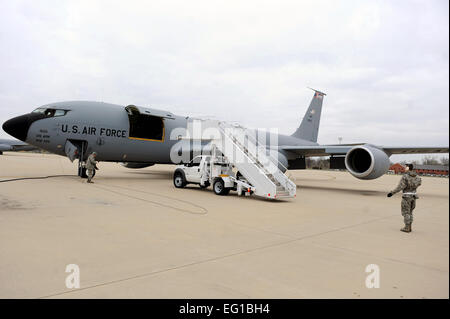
389, 163, 406, 174
389, 163, 448, 176
414, 165, 449, 176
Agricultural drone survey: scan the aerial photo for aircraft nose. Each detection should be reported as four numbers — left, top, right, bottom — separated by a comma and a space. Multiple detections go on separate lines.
2, 114, 34, 141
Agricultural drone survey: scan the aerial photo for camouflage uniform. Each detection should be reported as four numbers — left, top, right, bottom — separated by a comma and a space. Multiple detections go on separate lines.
390, 171, 422, 232
85, 153, 98, 183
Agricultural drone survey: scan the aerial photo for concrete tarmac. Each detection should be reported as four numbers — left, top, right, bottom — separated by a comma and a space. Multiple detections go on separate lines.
0, 153, 448, 298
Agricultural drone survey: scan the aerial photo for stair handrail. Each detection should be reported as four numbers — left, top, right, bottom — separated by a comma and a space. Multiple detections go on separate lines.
219, 122, 296, 194
215, 123, 278, 191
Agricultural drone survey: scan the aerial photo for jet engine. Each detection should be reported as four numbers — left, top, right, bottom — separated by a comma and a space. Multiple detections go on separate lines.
345, 144, 390, 180
121, 162, 155, 169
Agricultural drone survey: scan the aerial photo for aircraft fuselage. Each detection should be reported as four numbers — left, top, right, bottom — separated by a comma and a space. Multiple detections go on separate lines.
2, 101, 315, 165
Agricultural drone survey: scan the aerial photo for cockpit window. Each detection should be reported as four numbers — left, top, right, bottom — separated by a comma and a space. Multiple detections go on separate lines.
44, 109, 56, 117
54, 110, 67, 117
32, 108, 68, 117
32, 108, 46, 114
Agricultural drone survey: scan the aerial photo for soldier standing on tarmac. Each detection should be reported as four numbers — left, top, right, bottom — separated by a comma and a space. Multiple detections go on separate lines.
85, 152, 99, 183
387, 164, 422, 233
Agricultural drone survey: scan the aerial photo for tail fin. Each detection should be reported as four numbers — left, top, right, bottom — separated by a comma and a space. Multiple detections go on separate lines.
291, 88, 326, 143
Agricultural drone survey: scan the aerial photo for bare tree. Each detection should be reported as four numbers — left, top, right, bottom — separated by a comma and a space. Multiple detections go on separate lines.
421, 155, 440, 165
440, 157, 449, 165
400, 159, 419, 165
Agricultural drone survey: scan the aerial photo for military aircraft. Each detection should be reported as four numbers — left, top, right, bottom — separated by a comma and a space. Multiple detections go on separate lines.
0, 138, 38, 155
2, 89, 448, 178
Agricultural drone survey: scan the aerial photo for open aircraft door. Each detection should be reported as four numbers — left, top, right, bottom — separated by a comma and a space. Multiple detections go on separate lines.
65, 139, 89, 178
125, 105, 175, 142
64, 140, 79, 162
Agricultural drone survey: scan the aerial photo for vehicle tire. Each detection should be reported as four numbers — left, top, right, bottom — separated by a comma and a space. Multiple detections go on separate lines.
213, 178, 229, 195
173, 172, 186, 188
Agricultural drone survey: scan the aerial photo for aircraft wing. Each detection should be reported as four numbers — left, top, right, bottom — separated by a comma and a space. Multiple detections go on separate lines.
379, 146, 450, 155
0, 139, 38, 152
280, 145, 449, 157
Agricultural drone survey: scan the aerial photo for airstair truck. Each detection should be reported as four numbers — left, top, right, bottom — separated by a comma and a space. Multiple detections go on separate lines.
172, 120, 297, 199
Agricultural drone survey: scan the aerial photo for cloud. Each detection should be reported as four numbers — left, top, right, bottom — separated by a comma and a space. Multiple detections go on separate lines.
0, 0, 448, 161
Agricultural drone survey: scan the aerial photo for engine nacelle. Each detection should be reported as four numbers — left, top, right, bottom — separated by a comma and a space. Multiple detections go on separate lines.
121, 162, 155, 169
345, 144, 390, 180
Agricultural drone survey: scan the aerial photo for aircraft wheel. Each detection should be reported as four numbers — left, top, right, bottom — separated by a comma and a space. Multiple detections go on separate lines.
213, 179, 229, 195
173, 172, 186, 188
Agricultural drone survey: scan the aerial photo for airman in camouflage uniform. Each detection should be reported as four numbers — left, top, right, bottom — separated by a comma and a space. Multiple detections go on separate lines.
387, 164, 422, 233
85, 152, 99, 183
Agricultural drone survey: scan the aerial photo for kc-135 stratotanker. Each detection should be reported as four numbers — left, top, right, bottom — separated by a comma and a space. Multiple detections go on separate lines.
2, 89, 448, 181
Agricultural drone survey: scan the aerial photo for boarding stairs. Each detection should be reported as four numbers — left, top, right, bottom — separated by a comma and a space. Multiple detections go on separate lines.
188, 119, 296, 199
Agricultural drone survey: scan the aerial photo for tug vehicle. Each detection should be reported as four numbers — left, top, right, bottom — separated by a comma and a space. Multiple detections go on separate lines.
173, 155, 255, 196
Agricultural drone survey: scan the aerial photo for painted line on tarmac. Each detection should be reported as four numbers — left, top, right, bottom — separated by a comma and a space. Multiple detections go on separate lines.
94, 183, 208, 215
0, 175, 75, 183
37, 214, 396, 299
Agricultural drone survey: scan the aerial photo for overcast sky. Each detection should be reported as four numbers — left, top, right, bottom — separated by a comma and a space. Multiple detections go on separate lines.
0, 0, 448, 161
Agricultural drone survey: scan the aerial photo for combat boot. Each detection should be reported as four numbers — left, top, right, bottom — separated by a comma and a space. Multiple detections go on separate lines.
400, 224, 411, 233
